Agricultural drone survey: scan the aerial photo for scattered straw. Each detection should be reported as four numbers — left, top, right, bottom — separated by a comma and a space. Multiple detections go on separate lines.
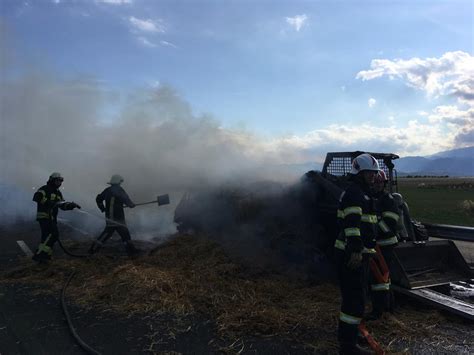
1, 234, 471, 353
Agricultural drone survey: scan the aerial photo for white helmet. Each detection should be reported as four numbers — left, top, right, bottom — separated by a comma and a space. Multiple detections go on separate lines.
108, 174, 124, 185
350, 153, 380, 175
49, 172, 64, 181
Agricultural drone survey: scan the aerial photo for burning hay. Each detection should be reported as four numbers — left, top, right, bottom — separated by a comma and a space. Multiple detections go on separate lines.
1, 234, 472, 353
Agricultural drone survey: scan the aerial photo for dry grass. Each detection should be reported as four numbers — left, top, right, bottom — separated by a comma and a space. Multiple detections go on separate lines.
398, 177, 474, 189
1, 234, 470, 353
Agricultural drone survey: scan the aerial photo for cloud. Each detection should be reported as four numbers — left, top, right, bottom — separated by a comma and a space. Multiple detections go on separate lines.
454, 127, 474, 145
160, 40, 177, 49
368, 98, 376, 108
428, 105, 473, 125
129, 16, 165, 33
357, 51, 474, 147
137, 37, 157, 48
285, 14, 308, 32
356, 51, 474, 101
270, 119, 457, 161
97, 0, 132, 4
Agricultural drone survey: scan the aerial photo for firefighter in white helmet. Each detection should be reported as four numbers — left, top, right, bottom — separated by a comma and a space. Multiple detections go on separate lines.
32, 172, 81, 263
369, 169, 399, 319
89, 174, 138, 256
335, 153, 379, 354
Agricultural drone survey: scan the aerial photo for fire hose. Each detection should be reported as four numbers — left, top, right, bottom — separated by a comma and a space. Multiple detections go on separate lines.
358, 322, 385, 355
55, 195, 170, 353
61, 271, 101, 355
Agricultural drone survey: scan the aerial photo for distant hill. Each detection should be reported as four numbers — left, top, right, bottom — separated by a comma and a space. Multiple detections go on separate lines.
426, 146, 474, 159
396, 146, 473, 176
278, 147, 473, 178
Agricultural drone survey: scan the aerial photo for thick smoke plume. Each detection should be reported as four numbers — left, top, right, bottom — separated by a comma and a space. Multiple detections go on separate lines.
0, 70, 302, 238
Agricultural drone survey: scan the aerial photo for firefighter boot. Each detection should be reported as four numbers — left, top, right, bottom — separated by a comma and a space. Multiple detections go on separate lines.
125, 242, 140, 257
340, 343, 375, 355
88, 240, 103, 254
32, 251, 50, 263
339, 322, 374, 355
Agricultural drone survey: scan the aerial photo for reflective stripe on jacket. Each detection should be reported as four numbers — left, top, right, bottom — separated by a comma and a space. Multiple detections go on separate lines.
32, 183, 64, 221
96, 185, 134, 223
335, 182, 377, 254
375, 192, 400, 247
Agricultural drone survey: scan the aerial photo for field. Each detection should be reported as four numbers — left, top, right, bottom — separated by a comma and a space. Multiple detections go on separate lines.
397, 177, 474, 227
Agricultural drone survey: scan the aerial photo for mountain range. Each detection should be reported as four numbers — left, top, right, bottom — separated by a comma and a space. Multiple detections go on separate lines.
279, 146, 473, 178
395, 146, 473, 176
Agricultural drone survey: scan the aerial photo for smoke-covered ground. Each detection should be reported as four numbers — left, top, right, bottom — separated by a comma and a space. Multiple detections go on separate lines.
0, 66, 310, 241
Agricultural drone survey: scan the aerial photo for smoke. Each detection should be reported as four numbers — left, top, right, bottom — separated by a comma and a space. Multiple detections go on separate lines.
0, 67, 302, 238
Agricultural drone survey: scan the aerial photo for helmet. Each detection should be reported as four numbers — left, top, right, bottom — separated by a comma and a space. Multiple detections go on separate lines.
374, 170, 388, 184
49, 172, 64, 181
108, 174, 124, 185
350, 153, 380, 175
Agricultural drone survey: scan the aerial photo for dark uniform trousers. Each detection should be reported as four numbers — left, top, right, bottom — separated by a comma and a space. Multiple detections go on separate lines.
39, 219, 59, 246
370, 192, 400, 315
336, 249, 370, 345
369, 246, 395, 315
96, 222, 132, 245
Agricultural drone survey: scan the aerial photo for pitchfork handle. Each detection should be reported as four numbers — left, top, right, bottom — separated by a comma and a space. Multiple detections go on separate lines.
124, 201, 157, 208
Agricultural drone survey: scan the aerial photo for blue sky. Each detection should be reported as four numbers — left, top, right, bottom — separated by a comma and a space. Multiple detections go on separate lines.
1, 0, 473, 159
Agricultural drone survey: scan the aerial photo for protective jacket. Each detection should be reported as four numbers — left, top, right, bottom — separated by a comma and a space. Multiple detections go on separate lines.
375, 192, 400, 247
33, 182, 74, 221
369, 191, 400, 316
335, 181, 378, 255
335, 179, 378, 351
96, 185, 134, 223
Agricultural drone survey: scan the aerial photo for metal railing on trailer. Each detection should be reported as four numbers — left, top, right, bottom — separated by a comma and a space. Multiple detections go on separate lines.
423, 223, 474, 243
321, 151, 400, 193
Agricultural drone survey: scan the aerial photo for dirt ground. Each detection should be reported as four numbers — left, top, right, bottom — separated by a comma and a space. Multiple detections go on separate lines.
1, 221, 473, 354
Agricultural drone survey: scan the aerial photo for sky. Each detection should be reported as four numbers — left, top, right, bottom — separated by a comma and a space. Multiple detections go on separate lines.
0, 0, 472, 233
1, 0, 473, 164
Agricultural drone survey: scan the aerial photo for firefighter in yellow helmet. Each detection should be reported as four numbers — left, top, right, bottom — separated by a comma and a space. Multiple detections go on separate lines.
335, 154, 379, 354
32, 172, 81, 263
89, 174, 138, 256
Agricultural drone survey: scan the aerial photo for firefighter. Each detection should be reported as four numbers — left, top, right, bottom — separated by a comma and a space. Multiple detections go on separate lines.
370, 169, 399, 319
32, 172, 81, 263
89, 174, 139, 256
335, 153, 379, 354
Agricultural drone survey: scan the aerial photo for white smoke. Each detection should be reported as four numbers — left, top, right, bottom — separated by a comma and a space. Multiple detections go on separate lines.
0, 67, 301, 238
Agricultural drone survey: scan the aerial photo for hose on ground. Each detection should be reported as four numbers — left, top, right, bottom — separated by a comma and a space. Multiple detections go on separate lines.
61, 271, 102, 355
57, 238, 90, 258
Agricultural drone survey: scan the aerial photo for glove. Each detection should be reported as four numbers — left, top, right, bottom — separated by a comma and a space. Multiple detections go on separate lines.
72, 202, 81, 209
129, 203, 136, 208
347, 252, 363, 269
99, 207, 105, 213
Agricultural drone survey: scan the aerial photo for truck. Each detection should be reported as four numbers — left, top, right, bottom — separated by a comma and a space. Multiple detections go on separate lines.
174, 151, 474, 319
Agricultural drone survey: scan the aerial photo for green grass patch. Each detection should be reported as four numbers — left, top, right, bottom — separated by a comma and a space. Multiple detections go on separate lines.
398, 179, 474, 226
